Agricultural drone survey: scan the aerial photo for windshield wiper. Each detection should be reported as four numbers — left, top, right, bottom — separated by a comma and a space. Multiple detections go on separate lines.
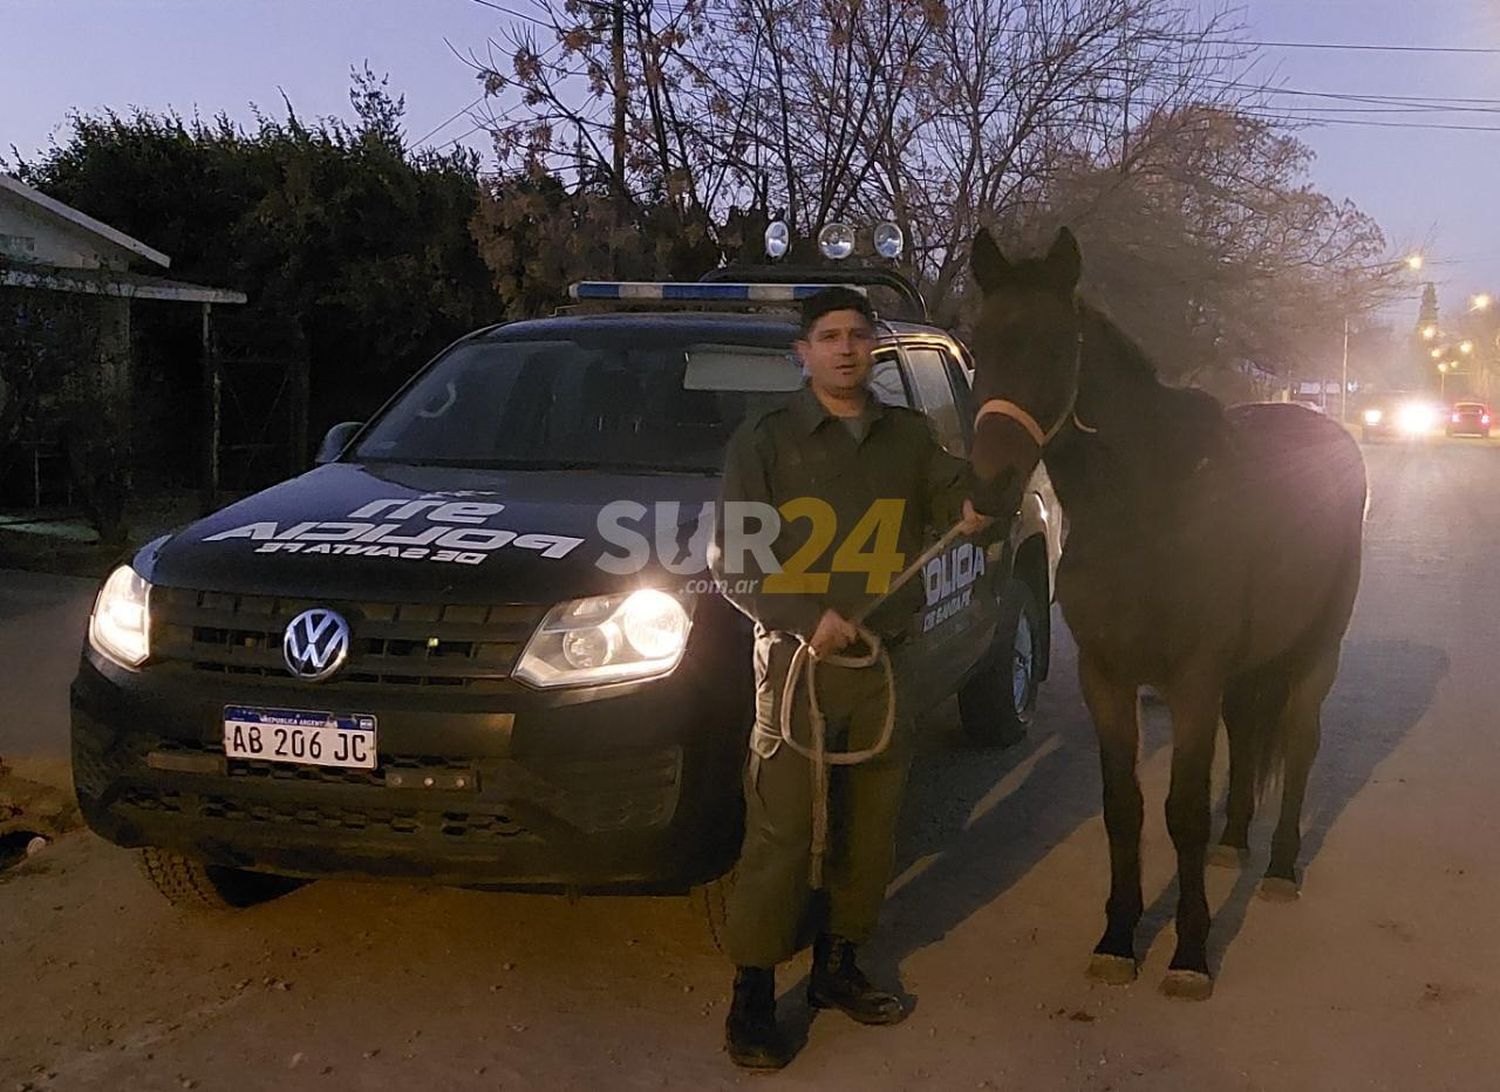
357, 456, 719, 474
358, 456, 601, 470
611, 462, 721, 476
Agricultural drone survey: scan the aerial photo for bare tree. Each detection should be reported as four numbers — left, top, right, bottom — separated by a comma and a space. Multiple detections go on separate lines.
465, 0, 1397, 389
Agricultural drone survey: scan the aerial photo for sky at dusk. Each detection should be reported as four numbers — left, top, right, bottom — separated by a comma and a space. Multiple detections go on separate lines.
4, 0, 1500, 328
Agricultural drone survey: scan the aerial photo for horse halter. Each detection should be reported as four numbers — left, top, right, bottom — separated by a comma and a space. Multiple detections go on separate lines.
972, 332, 1095, 447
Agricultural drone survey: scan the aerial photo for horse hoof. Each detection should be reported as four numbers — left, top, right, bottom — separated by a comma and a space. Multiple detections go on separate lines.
1258, 877, 1301, 902
1208, 844, 1249, 870
1087, 954, 1138, 985
1160, 970, 1214, 1001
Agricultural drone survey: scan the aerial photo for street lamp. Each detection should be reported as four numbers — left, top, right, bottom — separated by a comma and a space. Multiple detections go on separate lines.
1460, 340, 1474, 355
1421, 324, 1439, 340
1407, 254, 1425, 272
1471, 293, 1492, 312
1438, 360, 1461, 399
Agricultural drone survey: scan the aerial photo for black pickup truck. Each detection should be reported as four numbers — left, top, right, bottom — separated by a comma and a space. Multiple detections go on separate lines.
71, 277, 1062, 913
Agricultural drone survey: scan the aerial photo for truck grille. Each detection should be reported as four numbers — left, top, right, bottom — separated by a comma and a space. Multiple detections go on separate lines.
151, 589, 546, 689
82, 735, 682, 837
119, 786, 535, 841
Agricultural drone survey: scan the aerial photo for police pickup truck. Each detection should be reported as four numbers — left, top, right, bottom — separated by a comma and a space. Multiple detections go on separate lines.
71, 272, 1063, 912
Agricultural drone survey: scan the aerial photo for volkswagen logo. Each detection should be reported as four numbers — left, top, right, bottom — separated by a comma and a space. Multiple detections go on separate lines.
283, 608, 351, 682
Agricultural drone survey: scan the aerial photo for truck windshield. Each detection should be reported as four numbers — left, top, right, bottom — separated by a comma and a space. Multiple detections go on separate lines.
353, 336, 804, 473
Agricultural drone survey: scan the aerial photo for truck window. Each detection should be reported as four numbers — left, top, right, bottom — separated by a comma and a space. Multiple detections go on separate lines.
869, 349, 911, 408
904, 347, 965, 455
939, 345, 976, 449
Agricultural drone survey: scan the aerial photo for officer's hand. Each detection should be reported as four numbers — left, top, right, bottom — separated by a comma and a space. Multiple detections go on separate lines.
958, 497, 996, 536
809, 609, 858, 658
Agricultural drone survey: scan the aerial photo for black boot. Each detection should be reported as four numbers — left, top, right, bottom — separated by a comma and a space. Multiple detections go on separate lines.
725, 966, 793, 1070
807, 934, 906, 1025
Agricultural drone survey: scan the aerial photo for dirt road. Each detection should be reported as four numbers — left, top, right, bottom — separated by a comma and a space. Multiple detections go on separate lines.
2, 437, 1497, 1091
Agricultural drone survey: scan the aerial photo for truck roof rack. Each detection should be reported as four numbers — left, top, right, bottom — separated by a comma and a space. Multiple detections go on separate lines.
566, 280, 860, 307
561, 266, 929, 323
699, 265, 928, 322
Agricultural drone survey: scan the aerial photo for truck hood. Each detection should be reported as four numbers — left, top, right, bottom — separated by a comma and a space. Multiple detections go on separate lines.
139, 462, 719, 605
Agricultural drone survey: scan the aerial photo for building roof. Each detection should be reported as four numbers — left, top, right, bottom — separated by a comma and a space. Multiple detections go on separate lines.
1, 266, 246, 305
0, 173, 170, 270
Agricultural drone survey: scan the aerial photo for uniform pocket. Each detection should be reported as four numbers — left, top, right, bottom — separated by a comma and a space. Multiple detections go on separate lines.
750, 634, 787, 759
750, 709, 782, 759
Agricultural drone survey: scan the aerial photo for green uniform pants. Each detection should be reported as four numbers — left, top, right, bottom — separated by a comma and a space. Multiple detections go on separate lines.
724, 633, 914, 969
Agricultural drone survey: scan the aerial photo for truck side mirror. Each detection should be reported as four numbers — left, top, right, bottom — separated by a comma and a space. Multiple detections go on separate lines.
315, 421, 363, 465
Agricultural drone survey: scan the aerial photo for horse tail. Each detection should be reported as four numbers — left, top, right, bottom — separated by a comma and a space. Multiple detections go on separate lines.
1244, 526, 1363, 801
1225, 662, 1292, 805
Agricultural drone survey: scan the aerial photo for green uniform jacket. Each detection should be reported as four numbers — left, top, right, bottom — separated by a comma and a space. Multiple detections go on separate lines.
709, 383, 980, 642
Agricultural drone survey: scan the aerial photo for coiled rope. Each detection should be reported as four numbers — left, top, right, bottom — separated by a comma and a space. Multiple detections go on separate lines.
777, 521, 970, 887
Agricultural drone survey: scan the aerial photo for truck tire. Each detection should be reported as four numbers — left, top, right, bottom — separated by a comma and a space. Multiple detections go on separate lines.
138, 847, 304, 911
958, 575, 1043, 747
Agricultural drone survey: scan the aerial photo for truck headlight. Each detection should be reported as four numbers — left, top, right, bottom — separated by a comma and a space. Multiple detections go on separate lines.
514, 589, 693, 688
89, 565, 152, 668
1363, 409, 1382, 426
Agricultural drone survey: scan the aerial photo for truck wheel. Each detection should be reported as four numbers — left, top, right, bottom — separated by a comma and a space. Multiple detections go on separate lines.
695, 866, 736, 953
138, 847, 303, 911
958, 576, 1043, 747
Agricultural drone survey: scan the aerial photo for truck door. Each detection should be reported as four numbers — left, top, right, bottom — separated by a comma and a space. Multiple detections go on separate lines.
900, 343, 1002, 704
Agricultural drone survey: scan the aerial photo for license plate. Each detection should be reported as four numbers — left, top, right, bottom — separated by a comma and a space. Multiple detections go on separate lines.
223, 706, 378, 770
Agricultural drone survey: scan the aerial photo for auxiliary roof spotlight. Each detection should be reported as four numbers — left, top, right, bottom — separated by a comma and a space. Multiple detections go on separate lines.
817, 222, 855, 261
873, 221, 905, 259
764, 220, 790, 260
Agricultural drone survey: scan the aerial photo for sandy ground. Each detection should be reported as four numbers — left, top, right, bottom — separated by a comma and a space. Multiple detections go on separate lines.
1, 436, 1497, 1091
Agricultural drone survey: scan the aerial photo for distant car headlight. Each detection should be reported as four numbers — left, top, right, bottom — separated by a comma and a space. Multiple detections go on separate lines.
514, 589, 693, 687
1363, 409, 1383, 426
1396, 403, 1436, 435
89, 565, 152, 668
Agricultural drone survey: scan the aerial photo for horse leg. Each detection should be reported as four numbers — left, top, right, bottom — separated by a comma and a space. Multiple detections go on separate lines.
1161, 677, 1220, 1000
1261, 648, 1337, 901
1079, 652, 1143, 985
1212, 668, 1289, 868
1210, 677, 1258, 868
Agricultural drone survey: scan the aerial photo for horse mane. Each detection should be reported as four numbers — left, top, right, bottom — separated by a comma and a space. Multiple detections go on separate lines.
1079, 300, 1160, 384
1076, 298, 1230, 474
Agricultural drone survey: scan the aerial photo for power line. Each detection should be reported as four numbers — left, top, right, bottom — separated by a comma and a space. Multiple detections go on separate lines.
1236, 38, 1500, 55
412, 96, 485, 147
438, 122, 490, 151
1272, 105, 1500, 116
1237, 107, 1500, 134
1210, 78, 1500, 113
470, 0, 553, 32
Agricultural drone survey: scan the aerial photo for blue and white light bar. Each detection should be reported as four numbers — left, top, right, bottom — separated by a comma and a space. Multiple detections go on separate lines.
567, 281, 868, 303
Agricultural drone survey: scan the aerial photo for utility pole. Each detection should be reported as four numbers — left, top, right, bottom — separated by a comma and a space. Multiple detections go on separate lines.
612, 0, 626, 199
1341, 315, 1350, 422
609, 0, 627, 278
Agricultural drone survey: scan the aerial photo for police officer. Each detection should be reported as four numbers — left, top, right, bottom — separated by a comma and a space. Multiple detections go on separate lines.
710, 286, 993, 1069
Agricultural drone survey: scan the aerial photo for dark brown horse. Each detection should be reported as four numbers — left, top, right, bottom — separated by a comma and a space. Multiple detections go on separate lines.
965, 227, 1366, 1000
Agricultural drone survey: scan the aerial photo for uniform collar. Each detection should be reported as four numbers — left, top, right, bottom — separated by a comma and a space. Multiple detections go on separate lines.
792, 381, 886, 436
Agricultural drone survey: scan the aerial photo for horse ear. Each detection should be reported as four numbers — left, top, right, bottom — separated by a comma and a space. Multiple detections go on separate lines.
970, 228, 1012, 295
1044, 227, 1082, 292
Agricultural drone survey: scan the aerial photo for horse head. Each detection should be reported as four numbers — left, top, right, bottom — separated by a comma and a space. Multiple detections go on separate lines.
967, 226, 1084, 513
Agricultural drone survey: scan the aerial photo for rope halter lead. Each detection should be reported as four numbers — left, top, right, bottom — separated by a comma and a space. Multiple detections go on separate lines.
972, 332, 1095, 445
778, 521, 970, 888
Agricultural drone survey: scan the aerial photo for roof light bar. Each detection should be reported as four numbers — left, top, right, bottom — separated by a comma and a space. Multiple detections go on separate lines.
567, 281, 867, 303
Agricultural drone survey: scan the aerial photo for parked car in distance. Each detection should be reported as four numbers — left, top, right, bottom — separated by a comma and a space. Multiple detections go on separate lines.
1446, 401, 1493, 438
